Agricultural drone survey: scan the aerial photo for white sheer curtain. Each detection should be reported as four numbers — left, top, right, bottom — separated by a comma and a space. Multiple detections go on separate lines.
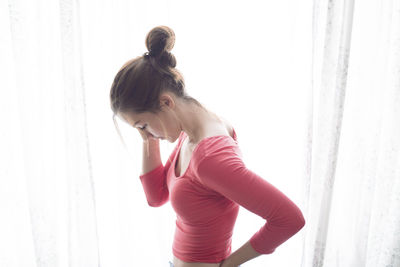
0, 0, 399, 267
304, 0, 400, 267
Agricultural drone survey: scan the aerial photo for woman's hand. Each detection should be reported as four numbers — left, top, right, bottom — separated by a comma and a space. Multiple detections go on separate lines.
137, 128, 158, 142
219, 258, 239, 267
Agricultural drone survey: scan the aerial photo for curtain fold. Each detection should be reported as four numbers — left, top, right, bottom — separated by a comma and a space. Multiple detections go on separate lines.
303, 0, 355, 265
2, 0, 99, 266
302, 0, 400, 266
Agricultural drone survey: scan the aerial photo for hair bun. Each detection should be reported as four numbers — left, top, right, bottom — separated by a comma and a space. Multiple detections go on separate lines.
145, 25, 176, 68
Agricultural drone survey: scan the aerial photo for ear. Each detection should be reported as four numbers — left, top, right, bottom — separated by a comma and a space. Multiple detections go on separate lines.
159, 93, 175, 110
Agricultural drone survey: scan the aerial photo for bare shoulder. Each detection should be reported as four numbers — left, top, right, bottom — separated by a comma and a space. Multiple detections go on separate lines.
215, 115, 234, 138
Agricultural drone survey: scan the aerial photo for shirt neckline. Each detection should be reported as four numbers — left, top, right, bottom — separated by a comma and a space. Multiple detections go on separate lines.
173, 128, 237, 178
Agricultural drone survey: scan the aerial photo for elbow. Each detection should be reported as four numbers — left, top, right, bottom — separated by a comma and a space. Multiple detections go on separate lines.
147, 200, 161, 207
290, 212, 306, 233
146, 199, 164, 207
146, 194, 169, 207
287, 204, 306, 232
275, 209, 306, 234
296, 215, 306, 231
275, 215, 305, 238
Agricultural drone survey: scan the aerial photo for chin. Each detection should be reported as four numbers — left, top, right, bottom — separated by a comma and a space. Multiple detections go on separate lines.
158, 136, 169, 142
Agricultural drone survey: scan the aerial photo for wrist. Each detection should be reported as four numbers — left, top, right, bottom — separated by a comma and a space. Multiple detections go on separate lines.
143, 138, 159, 144
219, 257, 237, 267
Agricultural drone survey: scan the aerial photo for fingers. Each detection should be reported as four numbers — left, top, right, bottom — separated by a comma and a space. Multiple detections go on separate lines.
137, 128, 150, 141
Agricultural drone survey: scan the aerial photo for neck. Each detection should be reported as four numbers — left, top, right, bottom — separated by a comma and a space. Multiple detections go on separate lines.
177, 101, 221, 144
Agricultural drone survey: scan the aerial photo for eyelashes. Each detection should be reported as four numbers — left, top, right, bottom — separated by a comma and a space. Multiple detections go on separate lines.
140, 124, 147, 130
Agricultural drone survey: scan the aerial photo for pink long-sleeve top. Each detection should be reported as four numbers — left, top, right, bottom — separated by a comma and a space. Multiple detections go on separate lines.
139, 128, 305, 263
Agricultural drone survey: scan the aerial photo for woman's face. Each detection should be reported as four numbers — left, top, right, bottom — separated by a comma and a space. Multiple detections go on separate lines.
118, 108, 180, 142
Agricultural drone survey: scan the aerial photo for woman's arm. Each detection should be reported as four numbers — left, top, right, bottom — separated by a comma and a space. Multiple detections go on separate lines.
196, 140, 306, 265
139, 134, 182, 207
141, 138, 162, 175
219, 240, 261, 267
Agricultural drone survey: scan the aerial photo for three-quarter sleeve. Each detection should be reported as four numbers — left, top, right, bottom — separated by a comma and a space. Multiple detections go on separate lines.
139, 140, 180, 207
195, 143, 305, 254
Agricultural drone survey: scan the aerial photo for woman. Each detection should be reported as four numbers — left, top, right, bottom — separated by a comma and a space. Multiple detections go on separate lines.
109, 25, 305, 267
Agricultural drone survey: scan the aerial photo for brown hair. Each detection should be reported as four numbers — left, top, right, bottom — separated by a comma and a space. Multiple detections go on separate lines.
109, 25, 205, 146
